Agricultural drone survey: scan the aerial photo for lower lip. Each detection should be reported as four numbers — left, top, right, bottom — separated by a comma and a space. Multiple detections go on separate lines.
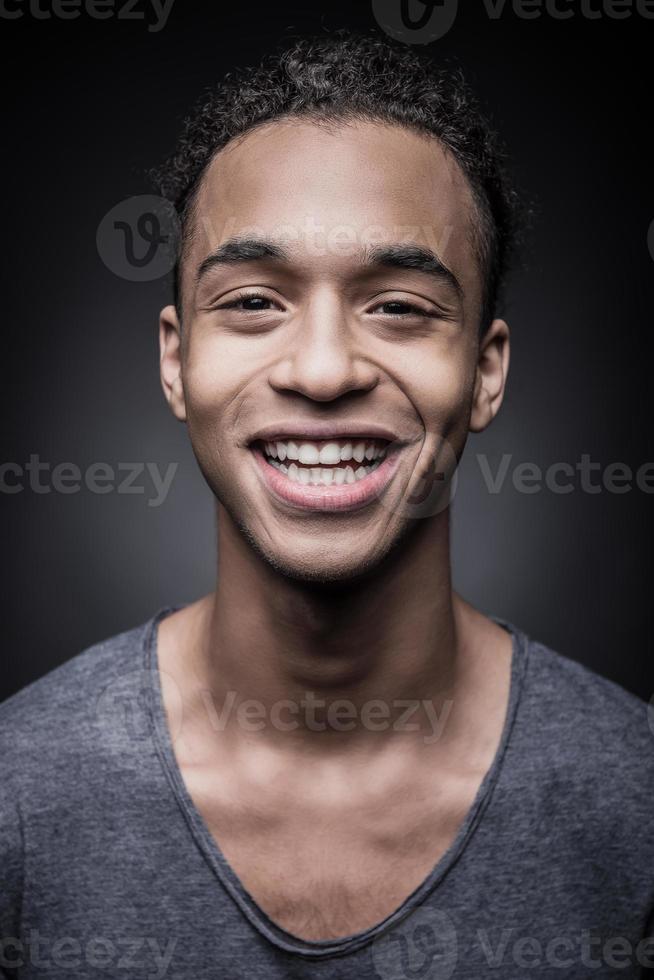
250, 445, 403, 513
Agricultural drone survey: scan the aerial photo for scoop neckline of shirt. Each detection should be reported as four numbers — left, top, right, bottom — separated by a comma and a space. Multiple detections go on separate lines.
144, 604, 530, 960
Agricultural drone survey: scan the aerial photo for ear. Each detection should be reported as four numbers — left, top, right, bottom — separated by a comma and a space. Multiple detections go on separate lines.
469, 318, 510, 433
159, 305, 186, 422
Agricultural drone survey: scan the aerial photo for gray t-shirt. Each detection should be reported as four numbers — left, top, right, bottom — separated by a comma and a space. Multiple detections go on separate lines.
1, 607, 653, 978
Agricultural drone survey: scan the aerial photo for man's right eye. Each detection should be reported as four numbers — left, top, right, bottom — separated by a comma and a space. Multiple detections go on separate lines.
217, 292, 280, 312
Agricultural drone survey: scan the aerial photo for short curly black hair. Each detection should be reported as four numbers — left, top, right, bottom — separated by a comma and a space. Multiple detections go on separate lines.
152, 30, 524, 333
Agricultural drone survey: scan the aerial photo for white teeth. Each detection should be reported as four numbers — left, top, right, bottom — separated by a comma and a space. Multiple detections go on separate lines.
261, 438, 388, 465
261, 438, 392, 493
266, 457, 383, 486
298, 443, 320, 465
319, 442, 341, 464
352, 442, 365, 463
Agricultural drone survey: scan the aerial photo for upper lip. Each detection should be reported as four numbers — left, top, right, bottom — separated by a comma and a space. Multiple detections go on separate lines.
248, 423, 402, 445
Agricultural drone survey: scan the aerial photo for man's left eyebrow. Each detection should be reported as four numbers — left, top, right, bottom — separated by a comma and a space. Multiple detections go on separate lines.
195, 238, 291, 284
362, 244, 462, 298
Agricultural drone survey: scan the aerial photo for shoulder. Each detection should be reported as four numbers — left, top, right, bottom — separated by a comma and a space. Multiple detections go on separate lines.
512, 624, 654, 824
519, 628, 652, 750
0, 613, 161, 784
492, 626, 654, 925
0, 612, 166, 935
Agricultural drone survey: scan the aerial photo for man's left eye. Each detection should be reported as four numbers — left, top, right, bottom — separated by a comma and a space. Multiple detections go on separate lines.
372, 301, 434, 318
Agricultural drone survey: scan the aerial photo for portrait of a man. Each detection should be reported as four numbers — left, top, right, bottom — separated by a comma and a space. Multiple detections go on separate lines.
1, 22, 653, 980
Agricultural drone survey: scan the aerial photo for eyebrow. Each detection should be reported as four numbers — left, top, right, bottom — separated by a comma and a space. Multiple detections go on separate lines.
364, 243, 462, 298
195, 239, 287, 283
194, 237, 462, 297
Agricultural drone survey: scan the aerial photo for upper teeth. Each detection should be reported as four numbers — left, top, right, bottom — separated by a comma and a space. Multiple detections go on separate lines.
262, 440, 387, 464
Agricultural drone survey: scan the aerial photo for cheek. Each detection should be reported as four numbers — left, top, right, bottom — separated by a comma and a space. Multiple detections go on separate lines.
407, 353, 477, 490
395, 340, 477, 438
181, 338, 250, 466
183, 333, 250, 418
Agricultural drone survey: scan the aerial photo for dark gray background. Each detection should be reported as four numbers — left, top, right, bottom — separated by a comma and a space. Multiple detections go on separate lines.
2, 0, 652, 703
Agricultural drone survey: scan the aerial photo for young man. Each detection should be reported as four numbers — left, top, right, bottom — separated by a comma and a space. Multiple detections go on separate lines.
1, 32, 653, 979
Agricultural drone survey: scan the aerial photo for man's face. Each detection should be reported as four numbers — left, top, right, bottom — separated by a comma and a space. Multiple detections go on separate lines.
160, 118, 508, 582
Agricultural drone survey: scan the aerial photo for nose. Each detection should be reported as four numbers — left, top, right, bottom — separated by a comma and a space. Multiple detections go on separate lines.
267, 290, 380, 402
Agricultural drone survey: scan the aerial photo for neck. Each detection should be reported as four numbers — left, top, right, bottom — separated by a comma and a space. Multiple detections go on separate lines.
185, 505, 461, 751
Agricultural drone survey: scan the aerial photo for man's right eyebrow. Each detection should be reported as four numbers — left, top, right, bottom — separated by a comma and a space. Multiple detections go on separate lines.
195, 238, 290, 284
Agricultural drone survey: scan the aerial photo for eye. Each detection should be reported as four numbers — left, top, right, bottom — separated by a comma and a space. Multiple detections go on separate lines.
370, 299, 437, 318
216, 292, 282, 312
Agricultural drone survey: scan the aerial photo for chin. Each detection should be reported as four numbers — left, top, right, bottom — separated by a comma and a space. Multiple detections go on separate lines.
236, 518, 403, 587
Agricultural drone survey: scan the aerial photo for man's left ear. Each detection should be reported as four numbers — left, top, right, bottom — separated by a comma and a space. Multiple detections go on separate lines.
469, 318, 510, 433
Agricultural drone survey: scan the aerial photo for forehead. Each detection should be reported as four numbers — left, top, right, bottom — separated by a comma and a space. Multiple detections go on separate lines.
188, 117, 480, 290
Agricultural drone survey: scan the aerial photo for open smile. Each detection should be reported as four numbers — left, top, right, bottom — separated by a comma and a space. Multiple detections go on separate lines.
249, 436, 403, 513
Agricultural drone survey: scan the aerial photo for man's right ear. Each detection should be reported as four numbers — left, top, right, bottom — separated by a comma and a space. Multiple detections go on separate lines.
159, 305, 187, 422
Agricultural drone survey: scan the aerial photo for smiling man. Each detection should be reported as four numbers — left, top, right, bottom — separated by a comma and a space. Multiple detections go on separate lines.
1, 31, 654, 980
